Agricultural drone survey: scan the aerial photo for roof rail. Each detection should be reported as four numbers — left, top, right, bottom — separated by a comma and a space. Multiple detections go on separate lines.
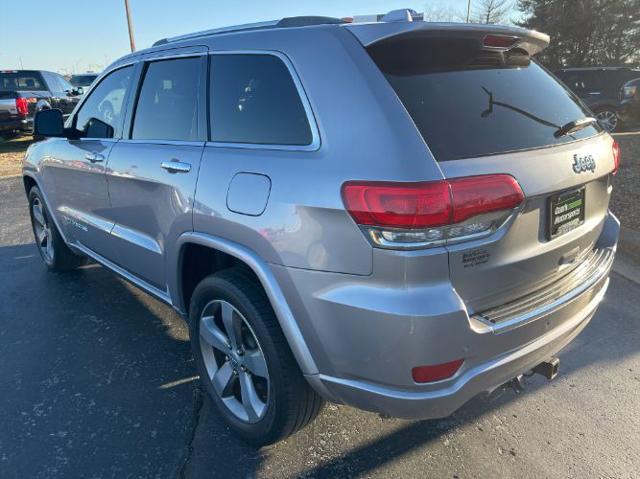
152, 16, 346, 47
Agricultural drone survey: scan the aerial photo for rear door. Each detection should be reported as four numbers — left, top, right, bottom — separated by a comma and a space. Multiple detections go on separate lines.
106, 51, 207, 291
365, 31, 615, 312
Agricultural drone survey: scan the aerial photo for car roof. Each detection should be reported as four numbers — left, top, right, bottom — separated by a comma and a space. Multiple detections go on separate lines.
108, 11, 550, 72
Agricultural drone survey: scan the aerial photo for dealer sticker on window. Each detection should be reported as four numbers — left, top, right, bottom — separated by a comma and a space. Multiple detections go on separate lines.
548, 187, 586, 239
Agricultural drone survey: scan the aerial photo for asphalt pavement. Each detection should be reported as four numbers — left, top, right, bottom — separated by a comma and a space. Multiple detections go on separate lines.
1, 175, 639, 478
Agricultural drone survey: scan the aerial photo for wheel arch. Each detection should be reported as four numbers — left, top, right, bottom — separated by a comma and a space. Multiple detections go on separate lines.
173, 232, 319, 376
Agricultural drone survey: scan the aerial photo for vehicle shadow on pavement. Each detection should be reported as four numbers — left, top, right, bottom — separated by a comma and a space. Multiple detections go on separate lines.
185, 273, 640, 478
0, 242, 199, 478
2, 241, 639, 478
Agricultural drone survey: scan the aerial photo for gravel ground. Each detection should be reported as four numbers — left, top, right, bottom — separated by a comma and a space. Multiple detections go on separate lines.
610, 132, 640, 231
0, 137, 32, 177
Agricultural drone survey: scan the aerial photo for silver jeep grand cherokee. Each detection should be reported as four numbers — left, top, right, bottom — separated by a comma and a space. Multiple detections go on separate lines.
23, 12, 620, 445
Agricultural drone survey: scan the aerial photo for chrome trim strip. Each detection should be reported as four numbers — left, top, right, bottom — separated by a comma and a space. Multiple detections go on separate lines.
73, 242, 172, 304
206, 50, 321, 152
472, 247, 614, 334
111, 224, 163, 255
57, 206, 113, 234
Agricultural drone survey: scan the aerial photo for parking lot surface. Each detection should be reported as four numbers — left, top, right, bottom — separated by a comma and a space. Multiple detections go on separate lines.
1, 175, 639, 478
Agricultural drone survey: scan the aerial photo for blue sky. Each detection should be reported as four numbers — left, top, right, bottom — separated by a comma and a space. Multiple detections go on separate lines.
0, 0, 483, 74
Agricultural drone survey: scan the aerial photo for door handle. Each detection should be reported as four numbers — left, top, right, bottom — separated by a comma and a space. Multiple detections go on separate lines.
84, 152, 105, 163
161, 160, 191, 173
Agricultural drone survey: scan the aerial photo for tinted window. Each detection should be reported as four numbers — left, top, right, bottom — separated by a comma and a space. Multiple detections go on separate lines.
75, 66, 133, 139
0, 71, 44, 91
70, 75, 98, 87
369, 37, 600, 162
210, 54, 312, 145
132, 57, 201, 141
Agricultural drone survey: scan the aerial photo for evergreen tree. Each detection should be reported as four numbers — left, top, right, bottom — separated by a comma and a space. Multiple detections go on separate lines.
517, 0, 640, 68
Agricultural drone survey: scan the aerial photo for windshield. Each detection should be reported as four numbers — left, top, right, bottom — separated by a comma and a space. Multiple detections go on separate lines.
368, 36, 601, 162
70, 75, 98, 87
0, 71, 45, 91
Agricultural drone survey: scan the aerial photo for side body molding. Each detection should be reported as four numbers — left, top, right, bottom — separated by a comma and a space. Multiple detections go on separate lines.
173, 232, 319, 376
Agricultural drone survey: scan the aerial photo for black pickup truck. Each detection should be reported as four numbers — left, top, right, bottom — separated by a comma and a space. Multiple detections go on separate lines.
0, 70, 82, 139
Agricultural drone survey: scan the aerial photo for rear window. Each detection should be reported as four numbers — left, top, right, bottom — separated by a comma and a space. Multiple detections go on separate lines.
0, 71, 45, 91
368, 37, 601, 162
70, 75, 98, 87
210, 54, 312, 146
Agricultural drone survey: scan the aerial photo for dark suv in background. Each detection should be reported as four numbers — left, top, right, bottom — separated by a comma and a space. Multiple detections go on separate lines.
555, 66, 640, 132
0, 70, 82, 139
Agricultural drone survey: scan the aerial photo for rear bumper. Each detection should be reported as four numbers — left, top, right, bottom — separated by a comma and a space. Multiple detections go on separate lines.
0, 117, 32, 133
281, 211, 619, 419
310, 274, 607, 419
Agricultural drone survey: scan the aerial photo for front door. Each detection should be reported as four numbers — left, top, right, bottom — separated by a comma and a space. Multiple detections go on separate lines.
105, 55, 207, 290
41, 65, 135, 261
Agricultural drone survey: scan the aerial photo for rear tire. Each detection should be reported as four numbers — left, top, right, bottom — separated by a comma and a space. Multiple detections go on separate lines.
594, 107, 619, 132
189, 267, 324, 446
28, 186, 86, 271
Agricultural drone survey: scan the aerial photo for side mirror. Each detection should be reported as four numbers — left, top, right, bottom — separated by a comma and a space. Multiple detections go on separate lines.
34, 109, 65, 137
71, 87, 84, 96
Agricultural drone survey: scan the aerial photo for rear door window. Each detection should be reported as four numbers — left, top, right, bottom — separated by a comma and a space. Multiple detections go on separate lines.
131, 57, 202, 142
209, 54, 312, 146
368, 37, 601, 162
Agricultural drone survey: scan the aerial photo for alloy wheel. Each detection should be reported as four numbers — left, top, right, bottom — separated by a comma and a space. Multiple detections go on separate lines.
31, 197, 54, 263
199, 300, 270, 424
595, 110, 618, 132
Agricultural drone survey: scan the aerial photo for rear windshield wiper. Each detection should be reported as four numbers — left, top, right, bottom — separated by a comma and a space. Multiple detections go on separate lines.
554, 117, 597, 138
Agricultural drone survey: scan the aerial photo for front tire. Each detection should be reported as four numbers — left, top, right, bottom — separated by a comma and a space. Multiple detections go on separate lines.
28, 186, 86, 271
189, 268, 324, 446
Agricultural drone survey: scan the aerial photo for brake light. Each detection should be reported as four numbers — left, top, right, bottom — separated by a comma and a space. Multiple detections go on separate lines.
15, 98, 29, 116
450, 175, 525, 223
483, 34, 519, 49
341, 181, 452, 228
15, 97, 35, 117
342, 175, 524, 249
612, 140, 621, 175
412, 359, 464, 383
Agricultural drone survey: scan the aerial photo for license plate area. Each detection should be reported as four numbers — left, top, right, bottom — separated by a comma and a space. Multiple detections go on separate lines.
548, 187, 586, 240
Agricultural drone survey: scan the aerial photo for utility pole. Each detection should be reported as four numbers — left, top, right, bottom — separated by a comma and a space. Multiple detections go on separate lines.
466, 0, 472, 22
124, 0, 136, 52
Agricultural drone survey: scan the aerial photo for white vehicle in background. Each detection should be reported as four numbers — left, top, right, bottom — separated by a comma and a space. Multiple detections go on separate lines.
69, 73, 99, 96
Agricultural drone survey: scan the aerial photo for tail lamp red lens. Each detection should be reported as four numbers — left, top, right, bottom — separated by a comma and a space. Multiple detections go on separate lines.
15, 98, 29, 116
342, 174, 524, 230
412, 359, 464, 383
612, 140, 621, 175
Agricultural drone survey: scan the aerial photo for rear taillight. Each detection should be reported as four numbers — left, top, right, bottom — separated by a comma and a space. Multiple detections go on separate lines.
342, 174, 524, 249
612, 140, 621, 175
15, 97, 35, 117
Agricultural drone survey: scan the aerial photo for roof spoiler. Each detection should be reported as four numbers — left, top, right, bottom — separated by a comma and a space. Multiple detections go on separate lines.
345, 22, 550, 56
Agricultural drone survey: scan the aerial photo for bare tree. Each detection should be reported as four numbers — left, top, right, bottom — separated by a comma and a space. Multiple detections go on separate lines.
473, 0, 512, 23
423, 4, 465, 22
